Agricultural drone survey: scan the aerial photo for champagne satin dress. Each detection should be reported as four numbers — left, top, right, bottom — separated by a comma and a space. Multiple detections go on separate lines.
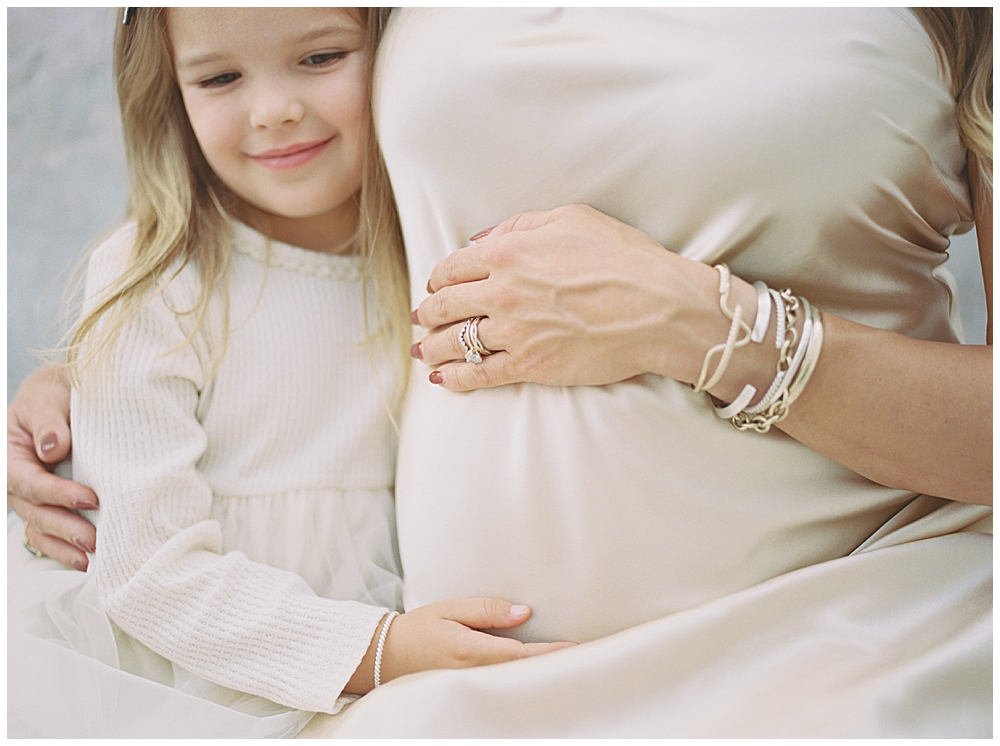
302, 8, 990, 737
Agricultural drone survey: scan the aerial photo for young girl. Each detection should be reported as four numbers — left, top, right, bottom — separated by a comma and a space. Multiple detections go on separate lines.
8, 8, 567, 738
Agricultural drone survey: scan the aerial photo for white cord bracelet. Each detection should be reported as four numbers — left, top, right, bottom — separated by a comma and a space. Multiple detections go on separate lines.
712, 279, 772, 418
713, 383, 757, 419
373, 610, 399, 688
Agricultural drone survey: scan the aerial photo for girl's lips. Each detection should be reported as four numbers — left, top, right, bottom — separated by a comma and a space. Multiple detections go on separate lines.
250, 137, 333, 170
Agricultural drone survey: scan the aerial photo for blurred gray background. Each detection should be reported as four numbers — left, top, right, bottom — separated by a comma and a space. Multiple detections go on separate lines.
9, 8, 127, 402
7, 8, 990, 404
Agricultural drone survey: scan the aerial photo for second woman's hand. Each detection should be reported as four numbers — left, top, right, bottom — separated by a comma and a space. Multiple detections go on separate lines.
8, 363, 98, 570
344, 598, 575, 694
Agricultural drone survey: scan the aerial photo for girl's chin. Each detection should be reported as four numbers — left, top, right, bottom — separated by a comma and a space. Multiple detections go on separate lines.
234, 195, 360, 227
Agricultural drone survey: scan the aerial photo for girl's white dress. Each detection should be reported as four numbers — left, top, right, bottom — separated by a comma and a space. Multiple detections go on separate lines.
9, 223, 404, 738
302, 8, 991, 737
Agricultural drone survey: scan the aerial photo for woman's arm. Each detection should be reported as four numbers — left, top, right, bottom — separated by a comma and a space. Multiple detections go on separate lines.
413, 182, 992, 505
772, 154, 993, 504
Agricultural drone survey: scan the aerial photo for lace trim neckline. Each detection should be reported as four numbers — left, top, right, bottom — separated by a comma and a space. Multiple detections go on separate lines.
230, 221, 362, 280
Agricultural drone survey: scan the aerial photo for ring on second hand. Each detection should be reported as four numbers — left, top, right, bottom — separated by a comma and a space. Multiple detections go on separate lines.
459, 317, 491, 364
23, 530, 45, 560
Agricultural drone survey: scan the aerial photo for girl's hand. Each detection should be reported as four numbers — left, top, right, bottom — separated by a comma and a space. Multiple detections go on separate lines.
344, 599, 575, 694
7, 364, 98, 571
412, 204, 744, 393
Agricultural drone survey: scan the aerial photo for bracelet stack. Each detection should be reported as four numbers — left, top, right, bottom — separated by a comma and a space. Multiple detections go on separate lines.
697, 265, 824, 434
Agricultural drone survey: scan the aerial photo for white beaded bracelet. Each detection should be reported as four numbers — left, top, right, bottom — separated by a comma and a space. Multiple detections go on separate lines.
373, 610, 399, 688
769, 287, 786, 350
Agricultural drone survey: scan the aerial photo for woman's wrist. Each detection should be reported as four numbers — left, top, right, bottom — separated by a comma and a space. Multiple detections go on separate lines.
644, 260, 782, 403
343, 612, 393, 696
642, 258, 727, 382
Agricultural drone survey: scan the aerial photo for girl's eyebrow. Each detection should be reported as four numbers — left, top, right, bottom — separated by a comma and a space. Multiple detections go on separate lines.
176, 52, 226, 71
294, 24, 360, 45
176, 25, 359, 71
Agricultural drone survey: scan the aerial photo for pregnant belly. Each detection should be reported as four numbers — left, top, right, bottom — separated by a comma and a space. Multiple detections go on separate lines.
394, 370, 906, 643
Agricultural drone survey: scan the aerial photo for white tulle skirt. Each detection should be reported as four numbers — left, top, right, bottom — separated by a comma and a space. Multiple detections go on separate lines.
7, 487, 403, 739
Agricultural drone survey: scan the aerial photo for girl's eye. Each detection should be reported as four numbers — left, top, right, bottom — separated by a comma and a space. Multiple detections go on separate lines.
198, 72, 240, 88
303, 51, 347, 68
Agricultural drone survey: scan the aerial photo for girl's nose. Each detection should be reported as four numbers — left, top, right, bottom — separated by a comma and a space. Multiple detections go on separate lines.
249, 85, 306, 130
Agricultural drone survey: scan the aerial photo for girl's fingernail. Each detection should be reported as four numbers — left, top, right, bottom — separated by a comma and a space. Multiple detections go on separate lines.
74, 501, 99, 511
468, 226, 496, 242
40, 433, 58, 453
410, 342, 423, 360
429, 371, 443, 385
411, 309, 420, 325
510, 605, 530, 618
426, 280, 433, 294
73, 537, 95, 554
72, 559, 89, 572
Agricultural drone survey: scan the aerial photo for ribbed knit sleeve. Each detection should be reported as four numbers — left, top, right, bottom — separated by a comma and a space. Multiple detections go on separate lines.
72, 228, 387, 714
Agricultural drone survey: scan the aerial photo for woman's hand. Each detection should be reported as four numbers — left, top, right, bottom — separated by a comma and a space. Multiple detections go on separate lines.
411, 201, 991, 504
7, 363, 98, 570
344, 599, 575, 694
411, 204, 754, 395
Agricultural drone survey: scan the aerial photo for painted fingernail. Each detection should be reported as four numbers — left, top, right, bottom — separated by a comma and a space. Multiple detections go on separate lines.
73, 537, 94, 554
72, 559, 88, 572
411, 309, 420, 325
510, 605, 530, 618
410, 342, 423, 360
429, 371, 443, 385
74, 501, 99, 511
40, 433, 58, 454
469, 226, 496, 242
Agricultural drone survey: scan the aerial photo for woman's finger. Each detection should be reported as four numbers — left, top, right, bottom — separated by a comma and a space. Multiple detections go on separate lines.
10, 363, 74, 464
18, 498, 97, 552
426, 209, 565, 294
8, 445, 98, 510
429, 352, 518, 392
23, 523, 89, 571
414, 279, 491, 329
425, 244, 492, 294
466, 208, 561, 244
412, 321, 465, 367
416, 317, 501, 367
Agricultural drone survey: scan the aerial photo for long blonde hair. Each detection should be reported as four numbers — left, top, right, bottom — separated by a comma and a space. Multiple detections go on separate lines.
66, 8, 409, 399
913, 8, 993, 191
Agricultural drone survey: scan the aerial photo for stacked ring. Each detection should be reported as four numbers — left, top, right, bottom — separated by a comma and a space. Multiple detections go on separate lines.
459, 317, 491, 364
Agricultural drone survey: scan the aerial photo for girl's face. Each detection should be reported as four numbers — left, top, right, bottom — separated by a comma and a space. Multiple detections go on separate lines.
169, 8, 367, 250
